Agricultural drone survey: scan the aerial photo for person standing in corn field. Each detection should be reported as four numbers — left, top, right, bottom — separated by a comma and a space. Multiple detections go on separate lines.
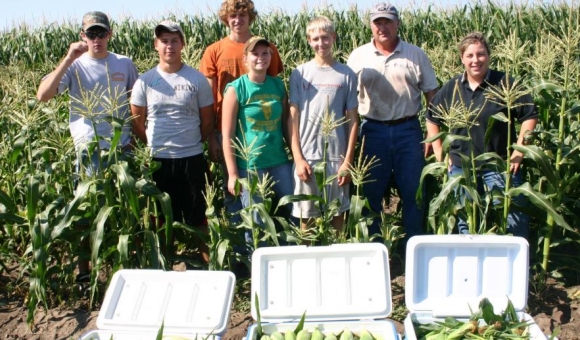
199, 0, 284, 221
347, 3, 438, 243
130, 21, 216, 263
426, 32, 537, 238
288, 16, 358, 233
36, 11, 138, 282
221, 37, 292, 249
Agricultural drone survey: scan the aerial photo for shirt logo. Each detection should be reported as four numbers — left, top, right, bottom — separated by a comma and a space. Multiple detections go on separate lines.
111, 72, 126, 82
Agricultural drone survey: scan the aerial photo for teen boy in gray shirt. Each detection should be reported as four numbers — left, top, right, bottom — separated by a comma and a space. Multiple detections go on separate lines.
289, 16, 358, 233
36, 11, 138, 281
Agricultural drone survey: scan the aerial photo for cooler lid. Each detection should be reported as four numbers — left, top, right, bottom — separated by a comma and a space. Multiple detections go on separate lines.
405, 235, 529, 317
96, 269, 235, 335
251, 243, 392, 323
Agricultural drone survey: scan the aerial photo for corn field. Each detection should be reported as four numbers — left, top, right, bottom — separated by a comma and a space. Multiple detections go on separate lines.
0, 1, 579, 325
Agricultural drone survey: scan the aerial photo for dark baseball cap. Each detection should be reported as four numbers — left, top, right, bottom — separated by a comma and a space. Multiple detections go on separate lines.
82, 11, 110, 31
370, 3, 399, 22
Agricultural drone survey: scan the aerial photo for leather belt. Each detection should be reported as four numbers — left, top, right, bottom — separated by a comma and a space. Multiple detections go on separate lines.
364, 115, 418, 125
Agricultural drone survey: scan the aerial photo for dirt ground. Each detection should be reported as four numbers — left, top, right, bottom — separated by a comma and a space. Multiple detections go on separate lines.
0, 273, 578, 340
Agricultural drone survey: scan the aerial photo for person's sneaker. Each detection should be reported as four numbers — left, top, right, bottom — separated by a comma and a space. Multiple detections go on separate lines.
75, 272, 90, 283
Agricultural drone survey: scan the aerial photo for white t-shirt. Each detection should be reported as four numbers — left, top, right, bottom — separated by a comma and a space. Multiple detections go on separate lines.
57, 52, 138, 150
131, 64, 214, 159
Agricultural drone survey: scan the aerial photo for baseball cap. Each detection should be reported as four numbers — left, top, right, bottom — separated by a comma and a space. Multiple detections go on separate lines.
244, 36, 270, 53
82, 11, 110, 31
370, 3, 399, 22
155, 20, 185, 42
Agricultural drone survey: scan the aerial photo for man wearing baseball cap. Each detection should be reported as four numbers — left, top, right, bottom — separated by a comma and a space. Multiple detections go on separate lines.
347, 3, 438, 245
36, 11, 138, 283
131, 20, 215, 265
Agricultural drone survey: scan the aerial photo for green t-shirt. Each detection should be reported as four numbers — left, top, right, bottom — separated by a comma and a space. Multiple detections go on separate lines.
225, 74, 289, 170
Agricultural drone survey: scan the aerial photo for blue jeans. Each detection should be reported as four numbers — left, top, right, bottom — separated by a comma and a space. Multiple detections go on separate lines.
217, 132, 244, 223
360, 118, 425, 241
449, 164, 530, 238
74, 149, 106, 181
238, 162, 294, 246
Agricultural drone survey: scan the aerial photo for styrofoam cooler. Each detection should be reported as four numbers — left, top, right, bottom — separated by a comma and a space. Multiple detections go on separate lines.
80, 269, 236, 340
403, 235, 550, 340
245, 243, 400, 340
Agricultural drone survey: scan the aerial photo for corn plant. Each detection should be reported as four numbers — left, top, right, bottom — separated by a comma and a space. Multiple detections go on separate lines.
278, 105, 350, 245
1, 1, 580, 326
515, 8, 580, 287
227, 130, 282, 252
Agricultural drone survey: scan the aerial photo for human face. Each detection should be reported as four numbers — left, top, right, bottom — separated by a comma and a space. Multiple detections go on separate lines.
154, 32, 184, 65
308, 29, 335, 59
81, 28, 110, 56
227, 11, 250, 34
244, 44, 271, 73
461, 42, 490, 83
371, 18, 399, 47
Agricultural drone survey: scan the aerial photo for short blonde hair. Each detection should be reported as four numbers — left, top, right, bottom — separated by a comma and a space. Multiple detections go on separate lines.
458, 32, 490, 56
218, 0, 258, 25
306, 16, 335, 39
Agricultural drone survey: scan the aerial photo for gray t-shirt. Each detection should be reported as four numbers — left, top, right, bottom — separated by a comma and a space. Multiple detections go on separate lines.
57, 52, 138, 150
289, 61, 358, 161
131, 64, 214, 159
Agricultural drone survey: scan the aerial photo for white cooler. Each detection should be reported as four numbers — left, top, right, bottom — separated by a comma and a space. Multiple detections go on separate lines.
245, 243, 400, 340
80, 269, 236, 340
403, 235, 550, 340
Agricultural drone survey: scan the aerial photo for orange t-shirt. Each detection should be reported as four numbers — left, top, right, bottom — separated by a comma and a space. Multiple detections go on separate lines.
199, 36, 284, 131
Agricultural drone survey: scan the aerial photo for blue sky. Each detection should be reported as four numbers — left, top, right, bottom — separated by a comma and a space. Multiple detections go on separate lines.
2, 0, 476, 31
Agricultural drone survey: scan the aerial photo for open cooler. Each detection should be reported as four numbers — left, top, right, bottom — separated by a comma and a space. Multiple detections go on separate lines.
245, 243, 399, 340
80, 269, 236, 340
403, 235, 549, 340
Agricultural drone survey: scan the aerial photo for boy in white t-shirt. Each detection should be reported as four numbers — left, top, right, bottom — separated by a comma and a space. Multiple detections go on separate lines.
131, 21, 216, 264
288, 16, 359, 233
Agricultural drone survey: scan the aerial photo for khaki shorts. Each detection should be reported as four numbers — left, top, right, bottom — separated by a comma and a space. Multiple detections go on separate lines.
291, 159, 350, 219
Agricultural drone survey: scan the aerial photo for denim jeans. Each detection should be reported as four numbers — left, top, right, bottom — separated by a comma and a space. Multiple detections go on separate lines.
449, 164, 530, 238
216, 132, 243, 222
360, 118, 425, 241
238, 162, 294, 247
74, 149, 106, 180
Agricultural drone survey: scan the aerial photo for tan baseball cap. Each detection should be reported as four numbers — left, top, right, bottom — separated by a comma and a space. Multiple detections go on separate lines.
244, 36, 270, 53
82, 11, 110, 31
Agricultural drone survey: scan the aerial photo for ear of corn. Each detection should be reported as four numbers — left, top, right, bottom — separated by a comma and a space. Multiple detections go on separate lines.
296, 329, 311, 340
358, 330, 373, 340
271, 332, 285, 340
285, 331, 297, 340
323, 333, 338, 340
311, 329, 324, 340
339, 329, 353, 340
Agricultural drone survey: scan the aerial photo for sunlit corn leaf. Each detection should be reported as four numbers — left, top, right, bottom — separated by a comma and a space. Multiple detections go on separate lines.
51, 179, 99, 240
513, 145, 559, 185
111, 162, 140, 220
508, 183, 574, 233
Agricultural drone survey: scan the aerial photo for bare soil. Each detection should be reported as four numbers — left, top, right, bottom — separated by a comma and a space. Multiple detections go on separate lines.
0, 269, 578, 340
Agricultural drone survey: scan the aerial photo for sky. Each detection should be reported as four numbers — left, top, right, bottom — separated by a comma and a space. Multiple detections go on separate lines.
2, 0, 475, 31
